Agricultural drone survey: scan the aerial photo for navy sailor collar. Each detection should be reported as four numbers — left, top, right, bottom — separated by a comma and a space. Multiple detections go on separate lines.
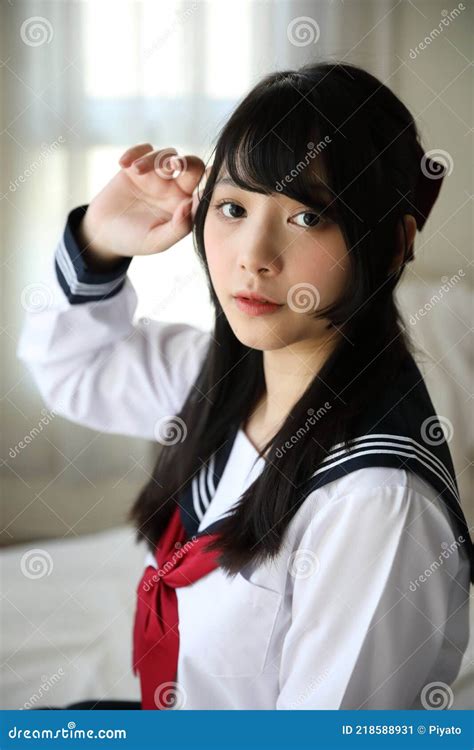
178, 351, 474, 583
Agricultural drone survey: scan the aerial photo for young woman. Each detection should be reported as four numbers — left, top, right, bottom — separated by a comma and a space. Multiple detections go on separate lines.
18, 61, 473, 711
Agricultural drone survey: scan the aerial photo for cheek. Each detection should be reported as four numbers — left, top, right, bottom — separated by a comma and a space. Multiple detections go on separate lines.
203, 219, 234, 302
204, 225, 226, 288
292, 229, 349, 304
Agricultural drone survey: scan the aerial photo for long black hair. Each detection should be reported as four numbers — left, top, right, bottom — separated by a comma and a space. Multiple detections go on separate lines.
129, 61, 427, 575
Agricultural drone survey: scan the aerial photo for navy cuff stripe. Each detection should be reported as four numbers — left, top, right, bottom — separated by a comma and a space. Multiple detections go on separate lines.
55, 257, 128, 305
55, 204, 132, 303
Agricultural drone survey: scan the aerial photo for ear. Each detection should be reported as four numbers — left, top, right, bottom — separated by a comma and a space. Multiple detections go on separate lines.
390, 214, 417, 274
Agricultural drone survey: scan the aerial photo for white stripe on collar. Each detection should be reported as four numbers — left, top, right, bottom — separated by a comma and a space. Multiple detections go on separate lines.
309, 435, 459, 504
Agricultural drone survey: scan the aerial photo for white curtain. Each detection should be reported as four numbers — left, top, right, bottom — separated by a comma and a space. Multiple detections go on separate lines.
2, 0, 472, 542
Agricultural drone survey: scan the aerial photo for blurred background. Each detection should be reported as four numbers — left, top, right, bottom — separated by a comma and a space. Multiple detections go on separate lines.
1, 0, 472, 708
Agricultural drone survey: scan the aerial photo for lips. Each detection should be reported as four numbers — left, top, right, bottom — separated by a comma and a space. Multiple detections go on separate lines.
234, 292, 282, 305
236, 296, 279, 305
233, 295, 284, 317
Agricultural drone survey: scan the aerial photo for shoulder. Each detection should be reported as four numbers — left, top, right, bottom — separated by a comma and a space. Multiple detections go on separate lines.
314, 465, 439, 508
285, 467, 465, 577
244, 466, 469, 603
298, 465, 447, 519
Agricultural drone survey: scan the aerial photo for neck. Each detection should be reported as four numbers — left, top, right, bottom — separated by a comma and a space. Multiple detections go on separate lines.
252, 328, 342, 430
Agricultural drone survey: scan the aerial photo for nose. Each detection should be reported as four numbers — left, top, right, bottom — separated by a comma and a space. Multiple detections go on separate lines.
236, 235, 283, 277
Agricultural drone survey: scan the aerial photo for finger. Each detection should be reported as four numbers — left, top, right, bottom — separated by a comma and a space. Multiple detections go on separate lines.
145, 198, 193, 253
119, 143, 154, 167
170, 155, 206, 197
172, 196, 194, 230
133, 147, 178, 175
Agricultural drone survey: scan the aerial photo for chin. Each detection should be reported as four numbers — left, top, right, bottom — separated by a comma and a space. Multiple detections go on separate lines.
226, 317, 288, 351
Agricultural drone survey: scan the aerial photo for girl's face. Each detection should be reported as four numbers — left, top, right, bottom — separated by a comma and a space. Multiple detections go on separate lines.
203, 170, 349, 351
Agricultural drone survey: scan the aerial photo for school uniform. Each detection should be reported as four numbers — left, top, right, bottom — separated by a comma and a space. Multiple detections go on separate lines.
17, 204, 474, 711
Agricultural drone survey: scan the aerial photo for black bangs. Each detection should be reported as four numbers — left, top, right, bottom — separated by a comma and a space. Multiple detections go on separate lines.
211, 80, 340, 222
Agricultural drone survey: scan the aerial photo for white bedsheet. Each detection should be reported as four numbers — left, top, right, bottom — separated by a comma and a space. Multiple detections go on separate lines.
1, 526, 144, 709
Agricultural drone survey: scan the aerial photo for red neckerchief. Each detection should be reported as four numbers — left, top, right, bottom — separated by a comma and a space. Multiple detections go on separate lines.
132, 506, 221, 710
